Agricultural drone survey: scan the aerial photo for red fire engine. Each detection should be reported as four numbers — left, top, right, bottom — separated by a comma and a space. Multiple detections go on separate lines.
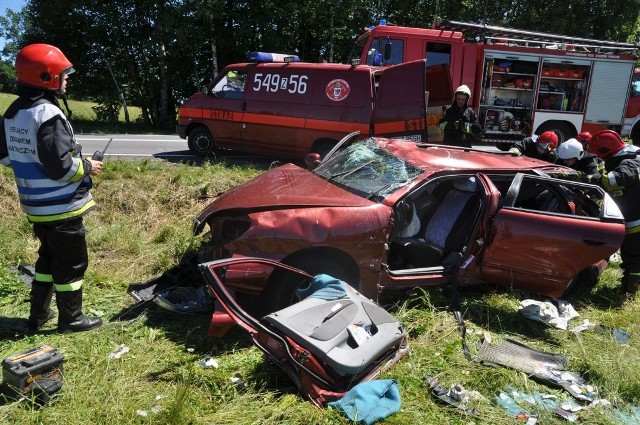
354, 20, 638, 149
622, 69, 640, 145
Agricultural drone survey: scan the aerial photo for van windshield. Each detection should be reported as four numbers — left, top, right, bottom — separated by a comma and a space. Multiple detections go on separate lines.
211, 70, 246, 99
313, 138, 422, 201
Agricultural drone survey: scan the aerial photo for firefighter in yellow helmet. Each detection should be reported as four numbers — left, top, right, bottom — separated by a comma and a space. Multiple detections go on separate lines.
439, 85, 482, 148
0, 44, 103, 332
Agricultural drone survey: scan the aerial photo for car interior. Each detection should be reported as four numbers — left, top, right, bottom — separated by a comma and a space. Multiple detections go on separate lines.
386, 173, 602, 272
388, 176, 483, 270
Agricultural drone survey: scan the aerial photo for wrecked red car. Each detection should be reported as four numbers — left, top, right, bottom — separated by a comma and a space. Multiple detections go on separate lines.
185, 136, 625, 309
131, 137, 625, 313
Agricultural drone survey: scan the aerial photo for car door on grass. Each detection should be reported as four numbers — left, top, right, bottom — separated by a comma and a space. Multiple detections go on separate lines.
481, 173, 625, 297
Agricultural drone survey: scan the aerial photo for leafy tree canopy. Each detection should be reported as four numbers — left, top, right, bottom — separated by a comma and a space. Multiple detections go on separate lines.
1, 0, 639, 128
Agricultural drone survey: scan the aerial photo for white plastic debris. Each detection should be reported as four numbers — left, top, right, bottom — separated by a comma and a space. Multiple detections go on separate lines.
199, 356, 219, 369
519, 299, 579, 330
108, 344, 130, 359
572, 319, 596, 333
230, 374, 246, 390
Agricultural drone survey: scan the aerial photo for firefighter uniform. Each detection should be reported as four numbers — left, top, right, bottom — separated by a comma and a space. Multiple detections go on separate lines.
440, 85, 482, 148
509, 137, 558, 163
599, 145, 640, 293
0, 43, 102, 333
440, 106, 481, 148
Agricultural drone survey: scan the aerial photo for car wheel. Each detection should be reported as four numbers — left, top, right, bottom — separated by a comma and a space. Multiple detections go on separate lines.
261, 256, 359, 314
562, 265, 599, 297
188, 127, 217, 157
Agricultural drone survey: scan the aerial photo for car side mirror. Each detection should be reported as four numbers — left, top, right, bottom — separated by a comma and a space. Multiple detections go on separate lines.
304, 153, 321, 170
201, 85, 208, 95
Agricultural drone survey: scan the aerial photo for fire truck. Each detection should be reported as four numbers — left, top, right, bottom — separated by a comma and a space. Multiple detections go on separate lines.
622, 69, 640, 145
353, 20, 638, 149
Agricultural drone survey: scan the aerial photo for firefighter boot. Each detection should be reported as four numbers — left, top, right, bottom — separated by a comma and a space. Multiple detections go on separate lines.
56, 288, 103, 333
26, 282, 55, 332
622, 272, 640, 295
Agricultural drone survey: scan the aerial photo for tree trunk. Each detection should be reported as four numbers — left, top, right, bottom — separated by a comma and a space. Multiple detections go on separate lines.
158, 41, 169, 128
211, 39, 219, 78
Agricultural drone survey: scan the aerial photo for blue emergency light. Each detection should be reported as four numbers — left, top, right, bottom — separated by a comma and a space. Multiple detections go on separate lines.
368, 19, 387, 30
249, 51, 301, 63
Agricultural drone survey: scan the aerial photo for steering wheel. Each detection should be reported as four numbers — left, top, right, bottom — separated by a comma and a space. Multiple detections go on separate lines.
222, 84, 239, 91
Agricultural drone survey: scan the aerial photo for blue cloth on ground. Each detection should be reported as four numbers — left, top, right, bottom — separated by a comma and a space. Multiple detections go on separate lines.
296, 274, 348, 300
328, 379, 401, 424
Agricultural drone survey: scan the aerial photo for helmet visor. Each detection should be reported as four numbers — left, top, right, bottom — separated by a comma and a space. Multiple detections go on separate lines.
536, 142, 550, 153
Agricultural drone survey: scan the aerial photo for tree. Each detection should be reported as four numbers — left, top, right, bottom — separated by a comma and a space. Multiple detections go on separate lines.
0, 8, 27, 62
9, 0, 640, 129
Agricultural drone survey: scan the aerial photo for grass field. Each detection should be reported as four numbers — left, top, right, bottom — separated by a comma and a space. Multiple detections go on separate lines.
0, 96, 639, 424
0, 157, 639, 424
0, 92, 154, 134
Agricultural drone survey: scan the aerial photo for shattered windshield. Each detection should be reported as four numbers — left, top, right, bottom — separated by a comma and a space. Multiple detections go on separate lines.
313, 138, 422, 200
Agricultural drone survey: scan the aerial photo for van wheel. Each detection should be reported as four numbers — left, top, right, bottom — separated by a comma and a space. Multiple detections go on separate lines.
537, 122, 574, 144
260, 256, 359, 314
188, 127, 216, 157
631, 124, 640, 146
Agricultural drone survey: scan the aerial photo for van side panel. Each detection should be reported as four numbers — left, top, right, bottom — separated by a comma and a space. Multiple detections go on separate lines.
241, 65, 373, 158
240, 65, 310, 157
199, 87, 244, 145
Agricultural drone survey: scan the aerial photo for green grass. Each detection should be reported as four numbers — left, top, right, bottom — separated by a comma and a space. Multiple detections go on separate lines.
1, 159, 639, 423
0, 92, 160, 134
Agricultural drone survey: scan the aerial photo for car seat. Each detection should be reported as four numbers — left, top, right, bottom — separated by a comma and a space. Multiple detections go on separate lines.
199, 258, 408, 407
263, 280, 405, 376
392, 177, 481, 268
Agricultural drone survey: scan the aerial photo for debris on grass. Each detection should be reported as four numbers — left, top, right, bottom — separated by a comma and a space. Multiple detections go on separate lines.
108, 344, 130, 359
198, 355, 219, 369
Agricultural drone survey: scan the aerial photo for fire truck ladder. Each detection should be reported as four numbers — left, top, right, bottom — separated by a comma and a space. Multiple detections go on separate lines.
436, 20, 638, 55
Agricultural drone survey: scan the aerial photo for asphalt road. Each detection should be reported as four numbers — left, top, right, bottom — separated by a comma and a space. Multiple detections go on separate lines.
76, 134, 191, 160
76, 133, 501, 162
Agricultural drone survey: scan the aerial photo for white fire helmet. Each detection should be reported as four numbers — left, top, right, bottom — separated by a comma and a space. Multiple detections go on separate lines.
557, 138, 584, 160
454, 85, 471, 100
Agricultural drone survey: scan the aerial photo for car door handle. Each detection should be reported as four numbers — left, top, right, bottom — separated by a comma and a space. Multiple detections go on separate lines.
582, 238, 605, 246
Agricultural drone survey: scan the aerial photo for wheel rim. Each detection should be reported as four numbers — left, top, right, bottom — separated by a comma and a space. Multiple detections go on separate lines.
193, 133, 213, 152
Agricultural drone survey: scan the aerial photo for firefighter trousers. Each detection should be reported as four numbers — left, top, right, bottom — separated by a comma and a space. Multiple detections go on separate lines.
32, 217, 88, 289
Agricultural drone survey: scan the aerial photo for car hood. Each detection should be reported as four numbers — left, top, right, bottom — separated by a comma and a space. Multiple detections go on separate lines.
195, 164, 372, 230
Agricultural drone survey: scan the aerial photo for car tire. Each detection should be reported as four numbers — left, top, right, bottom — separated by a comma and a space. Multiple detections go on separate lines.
261, 255, 359, 315
562, 265, 599, 297
188, 127, 217, 157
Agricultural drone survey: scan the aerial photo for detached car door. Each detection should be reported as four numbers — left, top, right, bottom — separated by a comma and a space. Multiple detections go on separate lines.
480, 173, 625, 297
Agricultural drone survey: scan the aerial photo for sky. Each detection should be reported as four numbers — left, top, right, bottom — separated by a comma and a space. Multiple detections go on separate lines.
1, 0, 28, 54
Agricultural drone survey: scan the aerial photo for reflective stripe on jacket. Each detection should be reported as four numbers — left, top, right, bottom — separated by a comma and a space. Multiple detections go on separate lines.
602, 146, 640, 234
2, 100, 94, 222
